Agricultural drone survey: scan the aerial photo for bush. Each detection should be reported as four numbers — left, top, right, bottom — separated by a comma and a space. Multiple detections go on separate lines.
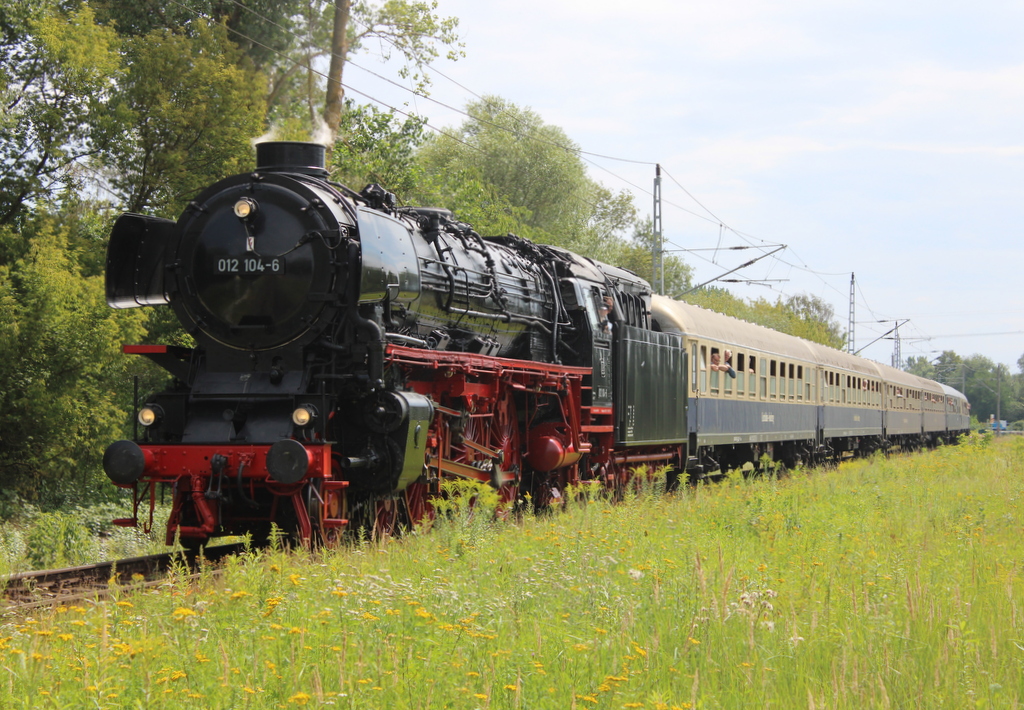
24, 511, 96, 569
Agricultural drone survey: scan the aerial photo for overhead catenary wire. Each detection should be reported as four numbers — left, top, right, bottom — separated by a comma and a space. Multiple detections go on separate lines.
138, 1, 958, 357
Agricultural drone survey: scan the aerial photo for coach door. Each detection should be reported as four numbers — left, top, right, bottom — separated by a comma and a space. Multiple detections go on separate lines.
588, 287, 614, 406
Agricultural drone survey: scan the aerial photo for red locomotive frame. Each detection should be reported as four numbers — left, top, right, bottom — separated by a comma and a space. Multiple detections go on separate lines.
114, 343, 680, 545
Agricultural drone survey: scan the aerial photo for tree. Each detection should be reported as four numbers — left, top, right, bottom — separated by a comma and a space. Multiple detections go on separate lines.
330, 101, 427, 196
780, 294, 845, 349
957, 355, 1008, 423
418, 97, 590, 239
322, 0, 463, 136
99, 20, 266, 216
415, 96, 640, 254
904, 355, 935, 379
0, 213, 147, 508
624, 218, 693, 297
91, 0, 298, 72
684, 288, 846, 349
931, 351, 964, 387
0, 3, 122, 227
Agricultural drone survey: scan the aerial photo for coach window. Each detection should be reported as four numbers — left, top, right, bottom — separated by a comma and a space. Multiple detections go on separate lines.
769, 360, 777, 399
796, 365, 804, 401
735, 353, 746, 394
748, 356, 758, 398
691, 343, 698, 393
723, 352, 734, 395
709, 347, 721, 394
699, 345, 708, 393
788, 363, 796, 400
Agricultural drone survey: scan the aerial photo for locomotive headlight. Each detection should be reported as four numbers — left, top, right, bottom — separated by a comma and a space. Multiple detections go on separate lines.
137, 405, 163, 427
292, 405, 317, 427
233, 197, 258, 220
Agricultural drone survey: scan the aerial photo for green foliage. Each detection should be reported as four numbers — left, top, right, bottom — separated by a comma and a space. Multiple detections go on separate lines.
414, 96, 639, 251
349, 0, 464, 90
24, 510, 93, 568
412, 167, 538, 237
0, 2, 123, 226
904, 354, 936, 378
91, 0, 298, 72
0, 215, 146, 508
261, 0, 463, 135
685, 287, 846, 349
0, 502, 171, 573
100, 19, 266, 215
330, 102, 427, 195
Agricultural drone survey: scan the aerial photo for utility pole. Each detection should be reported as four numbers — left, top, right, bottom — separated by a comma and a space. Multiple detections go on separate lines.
893, 321, 902, 368
997, 366, 1002, 429
848, 273, 855, 354
652, 164, 663, 294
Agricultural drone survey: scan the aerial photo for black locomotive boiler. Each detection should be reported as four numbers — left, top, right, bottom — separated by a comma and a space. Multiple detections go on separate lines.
102, 141, 968, 546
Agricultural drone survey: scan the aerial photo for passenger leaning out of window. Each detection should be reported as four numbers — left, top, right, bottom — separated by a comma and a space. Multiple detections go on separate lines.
711, 349, 737, 379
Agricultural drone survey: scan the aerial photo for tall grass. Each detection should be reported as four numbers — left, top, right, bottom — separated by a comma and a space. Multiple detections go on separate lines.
0, 503, 173, 577
2, 433, 1022, 708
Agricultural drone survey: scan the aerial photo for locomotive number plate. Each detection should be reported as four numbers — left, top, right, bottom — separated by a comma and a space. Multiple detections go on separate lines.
216, 257, 284, 274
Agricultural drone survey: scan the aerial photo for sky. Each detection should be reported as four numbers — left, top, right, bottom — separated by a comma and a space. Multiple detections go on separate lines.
341, 0, 1024, 374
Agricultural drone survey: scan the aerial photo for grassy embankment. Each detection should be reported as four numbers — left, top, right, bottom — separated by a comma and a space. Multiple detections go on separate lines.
1, 433, 1022, 708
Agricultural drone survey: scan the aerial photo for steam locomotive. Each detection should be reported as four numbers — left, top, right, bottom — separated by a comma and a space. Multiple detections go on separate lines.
102, 141, 969, 546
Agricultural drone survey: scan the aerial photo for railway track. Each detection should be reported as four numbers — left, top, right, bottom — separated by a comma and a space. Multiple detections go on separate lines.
1, 543, 246, 611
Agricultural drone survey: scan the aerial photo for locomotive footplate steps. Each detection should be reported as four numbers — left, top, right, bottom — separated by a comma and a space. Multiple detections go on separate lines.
104, 442, 339, 545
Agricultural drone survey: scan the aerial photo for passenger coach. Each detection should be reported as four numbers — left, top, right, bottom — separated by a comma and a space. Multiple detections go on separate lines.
650, 295, 970, 477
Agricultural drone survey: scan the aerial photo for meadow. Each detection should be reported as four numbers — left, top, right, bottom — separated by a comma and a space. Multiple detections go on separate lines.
1, 433, 1023, 709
